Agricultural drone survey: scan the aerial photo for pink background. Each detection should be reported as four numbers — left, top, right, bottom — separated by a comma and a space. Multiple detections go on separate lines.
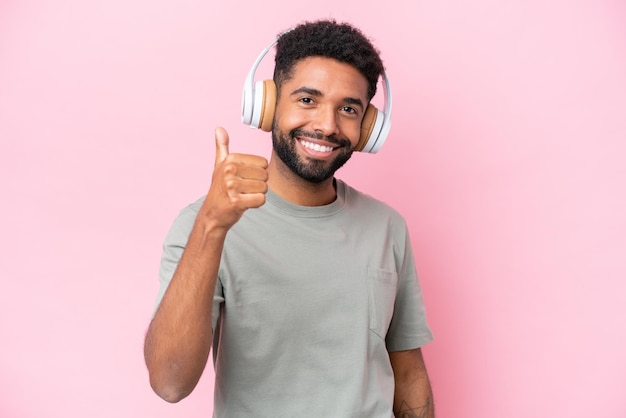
1, 0, 625, 417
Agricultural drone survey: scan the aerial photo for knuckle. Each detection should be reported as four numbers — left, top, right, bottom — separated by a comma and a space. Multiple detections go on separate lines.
224, 178, 237, 191
222, 160, 238, 175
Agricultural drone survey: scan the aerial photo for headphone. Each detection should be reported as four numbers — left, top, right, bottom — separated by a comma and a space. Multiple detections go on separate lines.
241, 31, 393, 154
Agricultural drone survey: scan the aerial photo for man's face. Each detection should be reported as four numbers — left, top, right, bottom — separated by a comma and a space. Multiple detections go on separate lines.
272, 57, 369, 183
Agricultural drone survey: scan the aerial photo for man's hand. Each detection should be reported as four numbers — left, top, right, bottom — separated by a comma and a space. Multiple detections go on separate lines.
202, 127, 269, 231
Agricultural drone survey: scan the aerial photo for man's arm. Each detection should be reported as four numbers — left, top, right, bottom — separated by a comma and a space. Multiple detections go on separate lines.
143, 127, 268, 403
389, 348, 434, 418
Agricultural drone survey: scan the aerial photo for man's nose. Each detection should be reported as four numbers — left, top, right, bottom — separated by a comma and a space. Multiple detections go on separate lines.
311, 106, 339, 137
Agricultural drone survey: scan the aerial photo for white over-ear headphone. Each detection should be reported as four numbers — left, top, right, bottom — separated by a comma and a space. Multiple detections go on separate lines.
241, 31, 393, 154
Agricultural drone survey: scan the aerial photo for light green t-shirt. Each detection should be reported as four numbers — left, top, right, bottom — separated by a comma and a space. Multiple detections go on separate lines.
156, 179, 433, 417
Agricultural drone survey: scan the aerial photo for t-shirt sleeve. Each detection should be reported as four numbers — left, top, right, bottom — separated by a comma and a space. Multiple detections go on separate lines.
153, 203, 198, 314
385, 229, 434, 352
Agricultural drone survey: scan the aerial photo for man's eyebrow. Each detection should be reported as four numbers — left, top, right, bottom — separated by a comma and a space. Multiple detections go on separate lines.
290, 86, 323, 97
291, 86, 364, 110
343, 97, 364, 110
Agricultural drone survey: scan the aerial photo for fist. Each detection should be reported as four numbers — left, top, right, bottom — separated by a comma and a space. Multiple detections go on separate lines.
202, 127, 269, 231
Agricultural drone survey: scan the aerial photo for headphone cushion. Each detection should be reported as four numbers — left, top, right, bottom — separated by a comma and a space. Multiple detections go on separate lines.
259, 80, 276, 132
356, 104, 379, 151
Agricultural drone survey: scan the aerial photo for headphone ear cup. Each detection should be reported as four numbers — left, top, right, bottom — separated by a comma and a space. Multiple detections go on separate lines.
356, 104, 379, 152
259, 80, 276, 132
241, 80, 254, 126
246, 79, 276, 131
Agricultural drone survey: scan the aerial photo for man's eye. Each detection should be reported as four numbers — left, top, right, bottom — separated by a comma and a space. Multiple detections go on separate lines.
300, 97, 313, 104
341, 106, 357, 114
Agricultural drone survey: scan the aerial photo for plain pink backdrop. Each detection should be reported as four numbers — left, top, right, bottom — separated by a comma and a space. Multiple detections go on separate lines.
1, 1, 625, 417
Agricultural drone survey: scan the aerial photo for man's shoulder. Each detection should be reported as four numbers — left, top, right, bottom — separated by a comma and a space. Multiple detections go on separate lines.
168, 195, 205, 231
339, 179, 406, 223
177, 195, 205, 216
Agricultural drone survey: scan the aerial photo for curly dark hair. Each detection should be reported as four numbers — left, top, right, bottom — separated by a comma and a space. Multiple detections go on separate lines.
273, 20, 384, 101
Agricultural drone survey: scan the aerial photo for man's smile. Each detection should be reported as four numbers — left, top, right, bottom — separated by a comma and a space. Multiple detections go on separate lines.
298, 138, 337, 154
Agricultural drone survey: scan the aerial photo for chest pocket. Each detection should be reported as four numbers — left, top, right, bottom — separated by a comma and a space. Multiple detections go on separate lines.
367, 267, 399, 339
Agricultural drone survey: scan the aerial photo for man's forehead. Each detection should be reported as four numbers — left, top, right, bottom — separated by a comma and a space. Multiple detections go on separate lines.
286, 57, 369, 99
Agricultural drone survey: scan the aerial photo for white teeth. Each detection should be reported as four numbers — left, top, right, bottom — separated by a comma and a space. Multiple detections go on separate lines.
300, 140, 334, 153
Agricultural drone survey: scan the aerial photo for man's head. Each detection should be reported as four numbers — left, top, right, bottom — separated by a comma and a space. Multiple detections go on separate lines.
273, 20, 384, 101
270, 20, 385, 184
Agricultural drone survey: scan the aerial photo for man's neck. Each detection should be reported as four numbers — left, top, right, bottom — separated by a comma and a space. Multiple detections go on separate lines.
266, 155, 337, 207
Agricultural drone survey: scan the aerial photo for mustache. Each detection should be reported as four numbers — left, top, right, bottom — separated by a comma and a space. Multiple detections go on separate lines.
290, 128, 351, 147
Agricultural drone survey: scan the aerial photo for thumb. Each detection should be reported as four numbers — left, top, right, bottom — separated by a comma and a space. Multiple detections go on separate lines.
214, 126, 230, 166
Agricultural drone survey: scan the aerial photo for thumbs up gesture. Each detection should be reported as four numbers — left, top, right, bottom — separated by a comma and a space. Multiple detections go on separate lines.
202, 127, 269, 231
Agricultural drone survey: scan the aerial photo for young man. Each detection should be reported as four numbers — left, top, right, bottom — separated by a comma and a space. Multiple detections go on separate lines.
145, 20, 434, 417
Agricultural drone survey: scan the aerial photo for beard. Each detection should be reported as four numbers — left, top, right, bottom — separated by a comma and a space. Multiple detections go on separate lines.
272, 127, 354, 184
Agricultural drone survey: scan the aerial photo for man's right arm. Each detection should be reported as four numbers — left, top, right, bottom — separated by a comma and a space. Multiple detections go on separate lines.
144, 127, 268, 402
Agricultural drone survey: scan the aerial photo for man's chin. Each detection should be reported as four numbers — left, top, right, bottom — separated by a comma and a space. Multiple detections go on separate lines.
298, 159, 348, 183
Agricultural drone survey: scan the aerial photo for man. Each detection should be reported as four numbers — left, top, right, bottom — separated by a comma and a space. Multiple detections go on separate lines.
144, 19, 434, 417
